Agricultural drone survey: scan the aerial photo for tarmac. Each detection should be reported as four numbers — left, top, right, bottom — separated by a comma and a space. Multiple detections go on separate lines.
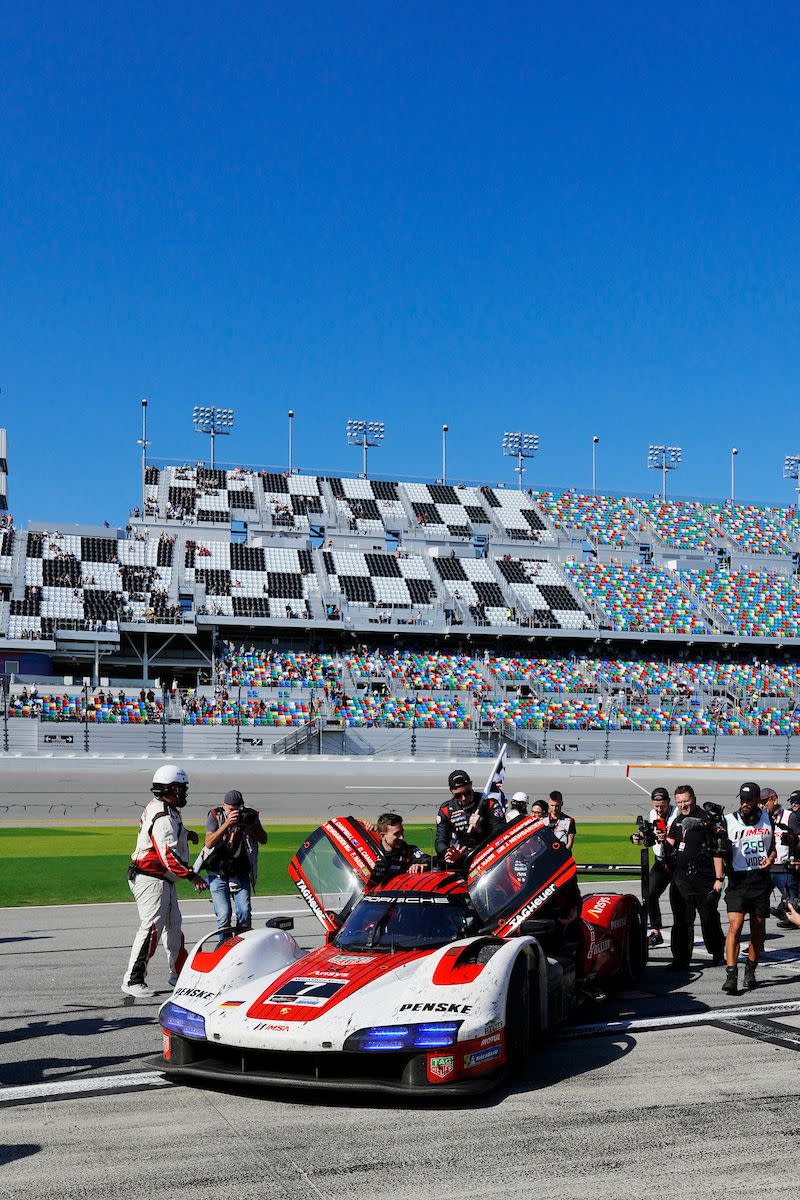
5, 756, 800, 1197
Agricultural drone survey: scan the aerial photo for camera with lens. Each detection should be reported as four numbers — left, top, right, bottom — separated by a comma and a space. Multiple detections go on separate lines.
774, 894, 797, 921
631, 814, 659, 847
775, 821, 798, 851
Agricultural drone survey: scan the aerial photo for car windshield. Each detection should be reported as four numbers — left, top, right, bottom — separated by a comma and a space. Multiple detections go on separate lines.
469, 827, 552, 923
334, 894, 475, 952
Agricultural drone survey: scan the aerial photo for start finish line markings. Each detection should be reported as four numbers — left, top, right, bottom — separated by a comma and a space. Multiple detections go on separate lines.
566, 998, 800, 1038
0, 1071, 170, 1107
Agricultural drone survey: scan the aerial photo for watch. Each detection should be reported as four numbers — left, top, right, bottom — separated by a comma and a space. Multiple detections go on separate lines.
716, 877, 725, 882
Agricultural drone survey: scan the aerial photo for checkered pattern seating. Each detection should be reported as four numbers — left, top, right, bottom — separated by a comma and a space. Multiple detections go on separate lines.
398, 483, 492, 540
494, 557, 592, 629
327, 477, 407, 534
323, 549, 436, 609
481, 487, 554, 542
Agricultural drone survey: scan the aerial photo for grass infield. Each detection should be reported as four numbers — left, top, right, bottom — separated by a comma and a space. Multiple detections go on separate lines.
0, 821, 639, 908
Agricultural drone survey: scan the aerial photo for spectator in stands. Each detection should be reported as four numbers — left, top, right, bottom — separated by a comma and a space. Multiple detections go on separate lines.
201, 789, 267, 934
547, 791, 576, 851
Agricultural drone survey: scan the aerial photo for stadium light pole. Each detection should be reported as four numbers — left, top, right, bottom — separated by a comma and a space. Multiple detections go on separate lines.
346, 418, 385, 478
502, 432, 539, 491
193, 406, 234, 468
288, 410, 294, 474
442, 424, 448, 483
137, 398, 149, 516
730, 448, 738, 504
647, 444, 682, 502
783, 455, 800, 512
592, 435, 599, 496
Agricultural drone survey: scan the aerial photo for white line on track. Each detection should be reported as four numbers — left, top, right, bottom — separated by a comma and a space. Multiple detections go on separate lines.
565, 998, 800, 1038
182, 908, 307, 922
0, 1071, 170, 1107
345, 785, 441, 790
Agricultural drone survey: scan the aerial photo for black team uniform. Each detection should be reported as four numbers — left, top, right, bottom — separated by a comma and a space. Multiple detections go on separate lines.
667, 808, 725, 968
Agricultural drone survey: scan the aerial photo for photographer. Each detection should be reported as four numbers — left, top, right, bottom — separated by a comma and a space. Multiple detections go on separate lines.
761, 788, 799, 929
664, 784, 726, 971
630, 786, 678, 949
721, 782, 776, 993
202, 789, 267, 932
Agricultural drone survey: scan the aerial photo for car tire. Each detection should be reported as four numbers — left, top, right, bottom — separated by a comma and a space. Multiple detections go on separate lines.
618, 899, 645, 987
505, 956, 531, 1079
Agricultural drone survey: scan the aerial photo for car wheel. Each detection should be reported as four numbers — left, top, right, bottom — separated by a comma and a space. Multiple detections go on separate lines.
618, 900, 645, 986
505, 957, 531, 1078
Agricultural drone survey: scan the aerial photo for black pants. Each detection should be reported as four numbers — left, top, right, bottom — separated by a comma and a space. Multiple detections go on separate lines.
647, 859, 672, 929
669, 875, 724, 967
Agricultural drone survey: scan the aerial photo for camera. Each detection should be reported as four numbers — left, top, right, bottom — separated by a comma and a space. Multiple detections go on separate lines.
775, 821, 798, 850
774, 895, 797, 921
631, 814, 662, 847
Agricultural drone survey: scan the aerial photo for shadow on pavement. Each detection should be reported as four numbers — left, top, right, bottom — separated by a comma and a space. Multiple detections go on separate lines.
0, 1144, 41, 1167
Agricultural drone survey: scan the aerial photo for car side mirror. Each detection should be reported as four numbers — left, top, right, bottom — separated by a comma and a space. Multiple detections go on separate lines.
265, 916, 294, 931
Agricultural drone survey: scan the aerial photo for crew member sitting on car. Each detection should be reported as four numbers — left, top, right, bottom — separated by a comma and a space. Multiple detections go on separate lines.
435, 769, 506, 868
368, 813, 431, 887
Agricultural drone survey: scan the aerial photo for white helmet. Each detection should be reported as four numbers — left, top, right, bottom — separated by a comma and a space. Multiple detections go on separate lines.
511, 791, 529, 806
151, 764, 190, 806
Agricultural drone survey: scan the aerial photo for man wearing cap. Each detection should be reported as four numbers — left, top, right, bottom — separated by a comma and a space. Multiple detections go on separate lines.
761, 788, 799, 928
664, 784, 726, 971
631, 786, 678, 949
202, 790, 267, 933
721, 782, 776, 994
435, 769, 506, 867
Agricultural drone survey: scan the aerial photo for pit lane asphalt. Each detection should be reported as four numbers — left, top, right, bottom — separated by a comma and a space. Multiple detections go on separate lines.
5, 760, 800, 1196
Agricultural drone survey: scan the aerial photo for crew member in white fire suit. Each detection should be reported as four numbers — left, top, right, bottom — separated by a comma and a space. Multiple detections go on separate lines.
122, 764, 208, 999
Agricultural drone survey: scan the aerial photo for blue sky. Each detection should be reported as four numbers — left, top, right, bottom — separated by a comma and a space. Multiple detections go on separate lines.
2, 3, 800, 525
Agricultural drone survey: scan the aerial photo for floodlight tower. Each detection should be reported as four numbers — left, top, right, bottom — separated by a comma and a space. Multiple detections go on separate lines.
502, 431, 539, 490
784, 455, 800, 512
647, 444, 682, 502
137, 398, 149, 516
346, 418, 385, 478
193, 406, 234, 468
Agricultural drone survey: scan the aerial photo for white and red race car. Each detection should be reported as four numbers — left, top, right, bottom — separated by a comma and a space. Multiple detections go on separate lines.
155, 814, 645, 1094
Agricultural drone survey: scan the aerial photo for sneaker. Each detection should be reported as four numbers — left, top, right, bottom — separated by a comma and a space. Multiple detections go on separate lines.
647, 931, 664, 948
776, 920, 792, 930
721, 967, 738, 995
743, 964, 757, 991
167, 972, 178, 987
121, 981, 155, 999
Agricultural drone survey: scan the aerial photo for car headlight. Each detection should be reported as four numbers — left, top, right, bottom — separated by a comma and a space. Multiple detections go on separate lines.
161, 1002, 207, 1040
344, 1021, 461, 1052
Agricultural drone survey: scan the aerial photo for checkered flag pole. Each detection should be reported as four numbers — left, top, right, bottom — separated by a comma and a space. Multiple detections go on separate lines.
482, 742, 507, 799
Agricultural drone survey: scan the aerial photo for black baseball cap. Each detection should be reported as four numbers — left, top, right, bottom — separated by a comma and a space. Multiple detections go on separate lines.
448, 770, 472, 791
651, 787, 670, 803
788, 791, 800, 806
224, 789, 244, 808
738, 782, 760, 804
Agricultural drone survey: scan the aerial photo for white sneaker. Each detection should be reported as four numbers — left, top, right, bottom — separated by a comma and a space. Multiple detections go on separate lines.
121, 981, 156, 999
167, 972, 178, 987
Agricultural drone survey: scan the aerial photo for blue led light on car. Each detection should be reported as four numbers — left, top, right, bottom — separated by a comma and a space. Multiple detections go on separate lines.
160, 1002, 207, 1040
346, 1021, 461, 1052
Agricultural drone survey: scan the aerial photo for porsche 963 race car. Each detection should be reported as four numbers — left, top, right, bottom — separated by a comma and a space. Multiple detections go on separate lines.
155, 813, 646, 1094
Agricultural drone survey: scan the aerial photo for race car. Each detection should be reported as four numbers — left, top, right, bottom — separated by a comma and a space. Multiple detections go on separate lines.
154, 813, 645, 1095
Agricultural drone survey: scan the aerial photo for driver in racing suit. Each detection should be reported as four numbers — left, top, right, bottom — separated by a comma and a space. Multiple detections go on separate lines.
368, 813, 431, 887
122, 764, 208, 999
435, 769, 506, 869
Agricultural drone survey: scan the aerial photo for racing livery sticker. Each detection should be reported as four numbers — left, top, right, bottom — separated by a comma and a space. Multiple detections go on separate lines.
266, 978, 346, 1008
463, 1045, 502, 1070
427, 1055, 455, 1081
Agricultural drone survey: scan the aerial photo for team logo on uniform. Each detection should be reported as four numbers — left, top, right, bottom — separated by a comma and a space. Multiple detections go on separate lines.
429, 1055, 455, 1079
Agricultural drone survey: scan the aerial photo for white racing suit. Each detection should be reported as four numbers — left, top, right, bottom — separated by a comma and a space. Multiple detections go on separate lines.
123, 798, 193, 988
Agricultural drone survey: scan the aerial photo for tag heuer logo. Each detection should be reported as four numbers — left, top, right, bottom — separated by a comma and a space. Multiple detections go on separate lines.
429, 1055, 455, 1080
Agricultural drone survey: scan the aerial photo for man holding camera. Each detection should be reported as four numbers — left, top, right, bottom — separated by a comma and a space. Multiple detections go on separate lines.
630, 786, 678, 949
663, 784, 726, 971
203, 789, 267, 932
721, 781, 776, 993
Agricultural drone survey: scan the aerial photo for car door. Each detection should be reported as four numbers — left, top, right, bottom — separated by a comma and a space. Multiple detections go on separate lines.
288, 816, 380, 933
467, 814, 578, 936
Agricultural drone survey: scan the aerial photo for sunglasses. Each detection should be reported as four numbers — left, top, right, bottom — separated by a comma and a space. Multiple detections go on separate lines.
451, 788, 473, 798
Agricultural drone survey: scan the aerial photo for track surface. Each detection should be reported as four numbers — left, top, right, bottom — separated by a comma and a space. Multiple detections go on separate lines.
5, 759, 800, 1196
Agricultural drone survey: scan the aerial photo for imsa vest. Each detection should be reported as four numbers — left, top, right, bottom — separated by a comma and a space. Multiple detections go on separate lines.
725, 807, 774, 872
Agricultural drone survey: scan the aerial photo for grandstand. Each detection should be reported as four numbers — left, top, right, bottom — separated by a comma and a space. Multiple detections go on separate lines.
4, 436, 800, 758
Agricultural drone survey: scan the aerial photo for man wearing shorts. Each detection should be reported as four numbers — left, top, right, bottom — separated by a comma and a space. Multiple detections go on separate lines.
721, 781, 776, 994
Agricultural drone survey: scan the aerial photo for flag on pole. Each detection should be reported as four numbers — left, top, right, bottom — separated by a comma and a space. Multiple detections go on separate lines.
482, 742, 507, 800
